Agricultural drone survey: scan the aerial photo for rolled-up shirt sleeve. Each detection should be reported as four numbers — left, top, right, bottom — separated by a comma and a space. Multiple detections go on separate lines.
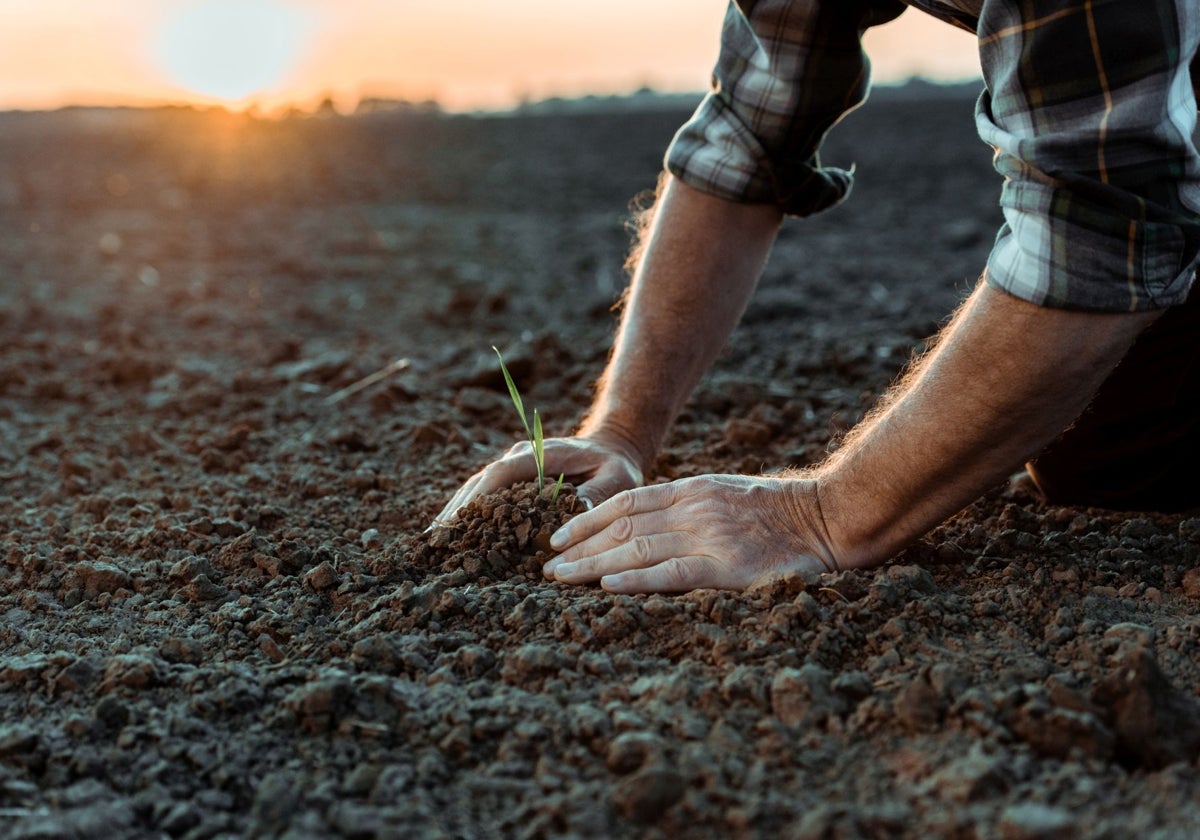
666, 0, 906, 217
977, 0, 1200, 312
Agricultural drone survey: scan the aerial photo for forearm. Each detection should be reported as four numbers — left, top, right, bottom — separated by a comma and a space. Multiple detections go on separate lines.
815, 281, 1160, 567
580, 176, 782, 470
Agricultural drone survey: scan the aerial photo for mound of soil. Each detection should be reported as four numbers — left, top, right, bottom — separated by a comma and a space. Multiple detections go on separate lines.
1, 93, 1199, 838
414, 481, 585, 582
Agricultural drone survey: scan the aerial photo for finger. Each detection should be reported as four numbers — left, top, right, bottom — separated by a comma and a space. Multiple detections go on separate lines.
601, 555, 728, 594
474, 445, 540, 492
573, 459, 643, 509
428, 470, 485, 529
550, 483, 680, 550
548, 533, 695, 584
429, 447, 543, 528
545, 505, 682, 577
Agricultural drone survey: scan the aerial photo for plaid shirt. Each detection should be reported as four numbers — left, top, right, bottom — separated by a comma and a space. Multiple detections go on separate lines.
665, 0, 1200, 312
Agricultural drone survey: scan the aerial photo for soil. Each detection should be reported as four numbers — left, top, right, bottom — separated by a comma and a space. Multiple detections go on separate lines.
2, 91, 1199, 839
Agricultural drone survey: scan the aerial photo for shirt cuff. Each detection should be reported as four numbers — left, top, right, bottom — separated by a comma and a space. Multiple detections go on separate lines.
984, 196, 1198, 313
978, 99, 1200, 313
665, 91, 856, 217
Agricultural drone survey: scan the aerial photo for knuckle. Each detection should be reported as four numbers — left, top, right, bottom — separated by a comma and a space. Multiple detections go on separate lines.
630, 536, 653, 565
693, 497, 724, 517
660, 557, 692, 588
505, 441, 531, 458
575, 556, 598, 576
611, 516, 635, 542
612, 490, 637, 515
677, 476, 711, 503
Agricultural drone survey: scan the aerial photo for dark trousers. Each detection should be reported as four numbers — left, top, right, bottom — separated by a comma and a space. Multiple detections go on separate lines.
1027, 288, 1200, 513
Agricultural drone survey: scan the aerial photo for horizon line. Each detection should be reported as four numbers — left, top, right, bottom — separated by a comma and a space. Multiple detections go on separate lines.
0, 75, 986, 120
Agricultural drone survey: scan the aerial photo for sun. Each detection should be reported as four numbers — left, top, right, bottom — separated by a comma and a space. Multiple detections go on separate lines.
153, 0, 312, 103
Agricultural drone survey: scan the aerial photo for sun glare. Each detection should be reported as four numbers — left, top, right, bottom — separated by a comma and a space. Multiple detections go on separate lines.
153, 0, 312, 104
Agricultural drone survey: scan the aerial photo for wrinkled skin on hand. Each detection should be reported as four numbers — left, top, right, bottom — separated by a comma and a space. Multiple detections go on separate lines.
431, 434, 643, 528
543, 474, 839, 594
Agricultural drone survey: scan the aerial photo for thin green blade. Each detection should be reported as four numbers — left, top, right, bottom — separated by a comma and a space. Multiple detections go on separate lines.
533, 408, 546, 489
493, 346, 531, 439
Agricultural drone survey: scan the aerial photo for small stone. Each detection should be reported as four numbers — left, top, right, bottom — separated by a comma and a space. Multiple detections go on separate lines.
100, 654, 163, 692
533, 524, 555, 553
500, 643, 569, 686
832, 671, 873, 703
75, 561, 132, 597
250, 771, 303, 834
94, 696, 130, 730
305, 560, 339, 591
1103, 623, 1155, 648
285, 675, 352, 734
771, 664, 839, 727
885, 564, 936, 596
1116, 582, 1144, 599
427, 527, 455, 550
328, 802, 389, 837
723, 416, 773, 447
894, 667, 944, 733
605, 732, 667, 774
1181, 568, 1200, 599
514, 519, 532, 547
1177, 517, 1200, 543
360, 528, 383, 549
1010, 701, 1114, 761
64, 715, 94, 738
341, 764, 381, 797
158, 801, 203, 836
60, 778, 109, 807
258, 634, 286, 662
159, 637, 204, 664
610, 765, 685, 822
0, 726, 39, 756
998, 802, 1076, 840
1094, 642, 1200, 769
925, 744, 1009, 802
212, 518, 246, 539
182, 573, 228, 602
168, 556, 218, 583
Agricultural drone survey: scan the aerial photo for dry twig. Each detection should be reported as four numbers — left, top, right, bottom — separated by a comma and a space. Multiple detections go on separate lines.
324, 357, 410, 405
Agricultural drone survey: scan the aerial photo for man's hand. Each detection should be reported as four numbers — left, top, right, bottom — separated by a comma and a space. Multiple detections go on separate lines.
542, 474, 840, 593
432, 177, 780, 531
430, 433, 643, 527
537, 282, 1160, 594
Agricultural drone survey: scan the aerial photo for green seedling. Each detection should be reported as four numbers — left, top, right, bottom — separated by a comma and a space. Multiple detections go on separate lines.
494, 347, 564, 498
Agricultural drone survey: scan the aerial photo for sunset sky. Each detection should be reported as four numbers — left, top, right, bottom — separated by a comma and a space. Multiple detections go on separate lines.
0, 1, 980, 113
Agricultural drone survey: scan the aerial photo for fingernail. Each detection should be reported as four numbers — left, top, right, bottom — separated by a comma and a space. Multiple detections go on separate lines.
542, 560, 559, 578
554, 562, 577, 579
578, 495, 594, 511
550, 526, 569, 549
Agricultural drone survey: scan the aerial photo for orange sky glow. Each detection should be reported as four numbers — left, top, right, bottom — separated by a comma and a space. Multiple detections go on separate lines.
0, 1, 980, 113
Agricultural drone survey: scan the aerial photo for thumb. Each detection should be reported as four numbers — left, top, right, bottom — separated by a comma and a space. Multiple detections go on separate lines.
571, 479, 609, 510
574, 469, 641, 510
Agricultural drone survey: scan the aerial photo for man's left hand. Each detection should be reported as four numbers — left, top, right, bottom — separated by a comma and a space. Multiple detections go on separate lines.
543, 474, 839, 593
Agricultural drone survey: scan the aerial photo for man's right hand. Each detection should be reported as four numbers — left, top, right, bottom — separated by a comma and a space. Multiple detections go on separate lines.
429, 433, 644, 528
431, 178, 780, 531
